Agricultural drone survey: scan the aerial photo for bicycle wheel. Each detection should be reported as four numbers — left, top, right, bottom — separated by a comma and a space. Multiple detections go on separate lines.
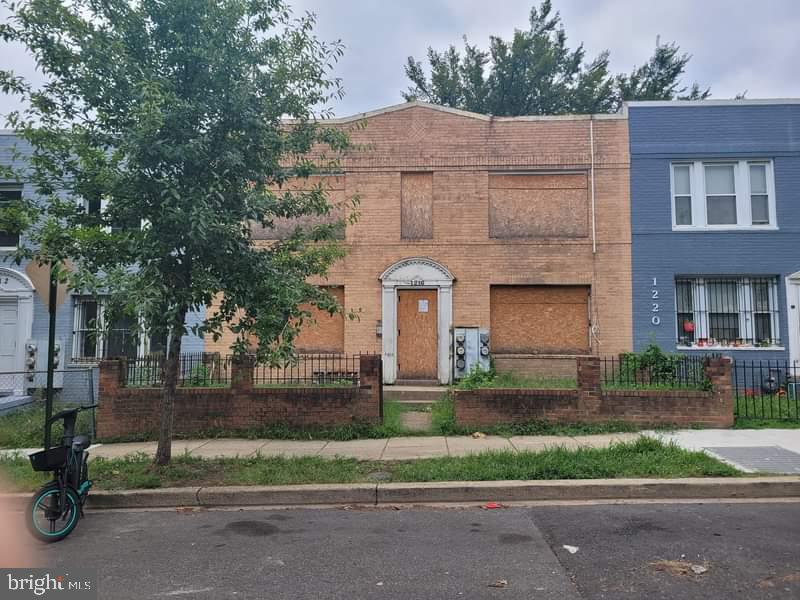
26, 483, 81, 543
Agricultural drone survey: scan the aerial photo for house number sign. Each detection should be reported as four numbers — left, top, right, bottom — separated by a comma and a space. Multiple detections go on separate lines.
650, 277, 660, 325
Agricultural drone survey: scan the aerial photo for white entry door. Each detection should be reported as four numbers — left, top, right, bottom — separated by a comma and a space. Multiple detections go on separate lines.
0, 300, 20, 391
789, 277, 800, 369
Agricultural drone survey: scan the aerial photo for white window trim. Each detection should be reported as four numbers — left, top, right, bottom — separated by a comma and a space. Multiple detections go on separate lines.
0, 185, 23, 251
71, 296, 151, 363
670, 160, 778, 231
675, 277, 784, 351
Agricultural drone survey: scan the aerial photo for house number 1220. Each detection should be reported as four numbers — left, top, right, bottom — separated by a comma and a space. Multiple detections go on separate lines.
650, 277, 660, 325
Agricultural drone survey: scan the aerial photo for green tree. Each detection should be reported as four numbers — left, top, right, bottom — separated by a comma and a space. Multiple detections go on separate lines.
0, 0, 357, 464
616, 37, 710, 102
404, 0, 709, 115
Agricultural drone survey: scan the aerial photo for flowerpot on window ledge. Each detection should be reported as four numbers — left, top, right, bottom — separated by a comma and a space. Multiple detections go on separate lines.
733, 338, 744, 347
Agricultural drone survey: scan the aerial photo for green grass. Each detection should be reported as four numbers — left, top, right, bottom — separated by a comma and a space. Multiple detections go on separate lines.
458, 372, 576, 390
0, 438, 740, 492
734, 395, 800, 428
0, 402, 94, 449
602, 381, 708, 391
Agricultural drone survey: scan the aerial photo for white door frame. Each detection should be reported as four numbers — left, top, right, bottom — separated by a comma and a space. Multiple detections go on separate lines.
787, 271, 800, 369
380, 257, 454, 384
0, 267, 36, 394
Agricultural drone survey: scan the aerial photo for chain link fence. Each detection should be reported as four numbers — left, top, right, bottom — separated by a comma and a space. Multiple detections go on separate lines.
0, 368, 97, 437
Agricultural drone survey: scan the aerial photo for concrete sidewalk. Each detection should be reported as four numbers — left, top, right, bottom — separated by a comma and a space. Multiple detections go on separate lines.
648, 429, 800, 474
89, 432, 642, 461
0, 432, 641, 461
3, 430, 797, 472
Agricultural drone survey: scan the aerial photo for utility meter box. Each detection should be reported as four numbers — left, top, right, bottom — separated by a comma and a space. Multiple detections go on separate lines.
28, 338, 65, 389
452, 327, 490, 379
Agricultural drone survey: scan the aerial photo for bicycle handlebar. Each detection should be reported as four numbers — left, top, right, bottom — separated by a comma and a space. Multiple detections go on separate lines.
47, 404, 98, 425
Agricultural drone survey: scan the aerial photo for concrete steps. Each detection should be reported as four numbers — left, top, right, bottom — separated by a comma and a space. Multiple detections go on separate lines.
383, 385, 447, 404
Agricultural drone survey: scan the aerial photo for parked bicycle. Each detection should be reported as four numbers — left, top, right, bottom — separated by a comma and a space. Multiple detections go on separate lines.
26, 404, 97, 542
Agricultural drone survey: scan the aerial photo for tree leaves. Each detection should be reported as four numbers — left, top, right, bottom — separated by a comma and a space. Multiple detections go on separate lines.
403, 0, 711, 115
1, 0, 354, 363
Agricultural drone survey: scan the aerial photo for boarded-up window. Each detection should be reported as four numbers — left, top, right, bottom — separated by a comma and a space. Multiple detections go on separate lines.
401, 172, 433, 239
490, 286, 590, 354
251, 177, 346, 241
294, 287, 345, 353
489, 173, 588, 239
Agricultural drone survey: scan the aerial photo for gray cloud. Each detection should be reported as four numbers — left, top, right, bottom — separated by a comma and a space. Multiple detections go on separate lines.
3, 0, 799, 122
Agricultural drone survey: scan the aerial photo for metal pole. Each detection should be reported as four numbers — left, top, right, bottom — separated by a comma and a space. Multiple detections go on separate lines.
44, 262, 57, 450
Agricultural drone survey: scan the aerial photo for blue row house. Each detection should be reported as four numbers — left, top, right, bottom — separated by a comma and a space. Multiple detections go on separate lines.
627, 99, 800, 372
0, 132, 204, 406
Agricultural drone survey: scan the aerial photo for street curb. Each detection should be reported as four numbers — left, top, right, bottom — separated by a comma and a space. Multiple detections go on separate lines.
4, 477, 799, 510
76, 476, 800, 508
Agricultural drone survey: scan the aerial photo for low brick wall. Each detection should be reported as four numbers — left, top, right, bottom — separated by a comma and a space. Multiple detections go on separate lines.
454, 357, 733, 428
97, 355, 382, 439
492, 354, 581, 380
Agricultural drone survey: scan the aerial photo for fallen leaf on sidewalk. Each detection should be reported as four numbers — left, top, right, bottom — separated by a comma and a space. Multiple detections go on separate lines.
488, 579, 508, 588
562, 545, 579, 554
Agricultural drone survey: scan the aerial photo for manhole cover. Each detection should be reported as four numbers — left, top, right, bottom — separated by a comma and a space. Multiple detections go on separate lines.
705, 446, 800, 474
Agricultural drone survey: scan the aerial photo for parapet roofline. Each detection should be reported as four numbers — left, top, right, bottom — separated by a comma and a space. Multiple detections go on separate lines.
625, 98, 800, 109
286, 100, 627, 124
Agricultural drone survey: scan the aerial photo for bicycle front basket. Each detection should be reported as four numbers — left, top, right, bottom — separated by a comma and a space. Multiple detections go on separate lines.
29, 446, 69, 472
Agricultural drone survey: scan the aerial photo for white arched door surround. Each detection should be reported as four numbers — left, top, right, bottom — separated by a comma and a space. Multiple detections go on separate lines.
787, 271, 800, 369
0, 267, 35, 395
380, 257, 454, 385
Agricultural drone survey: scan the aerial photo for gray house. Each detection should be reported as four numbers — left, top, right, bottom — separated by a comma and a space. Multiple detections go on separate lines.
0, 132, 204, 406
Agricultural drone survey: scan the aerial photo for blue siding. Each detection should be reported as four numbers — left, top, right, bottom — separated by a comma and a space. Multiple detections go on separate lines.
1, 132, 208, 382
629, 103, 800, 360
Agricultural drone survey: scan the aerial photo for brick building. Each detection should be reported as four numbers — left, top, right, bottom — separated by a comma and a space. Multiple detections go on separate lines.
205, 101, 632, 384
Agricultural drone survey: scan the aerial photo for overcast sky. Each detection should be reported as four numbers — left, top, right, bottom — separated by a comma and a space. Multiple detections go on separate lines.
2, 0, 800, 120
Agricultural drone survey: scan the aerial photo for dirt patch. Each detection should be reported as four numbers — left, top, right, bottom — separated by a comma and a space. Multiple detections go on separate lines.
649, 560, 710, 578
758, 573, 800, 588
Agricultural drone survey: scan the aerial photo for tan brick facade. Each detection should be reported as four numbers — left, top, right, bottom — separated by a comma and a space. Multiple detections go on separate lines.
206, 102, 632, 381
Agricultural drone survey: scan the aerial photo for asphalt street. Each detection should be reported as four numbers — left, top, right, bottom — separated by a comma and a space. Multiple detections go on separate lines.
35, 501, 800, 599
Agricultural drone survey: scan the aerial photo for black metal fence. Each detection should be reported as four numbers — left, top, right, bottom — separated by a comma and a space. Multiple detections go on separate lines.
123, 352, 365, 388
125, 353, 231, 387
733, 359, 799, 421
601, 354, 710, 389
252, 353, 361, 387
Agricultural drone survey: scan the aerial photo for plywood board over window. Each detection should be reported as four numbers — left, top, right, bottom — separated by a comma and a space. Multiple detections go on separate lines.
294, 287, 345, 353
401, 172, 433, 239
489, 173, 588, 239
490, 285, 590, 354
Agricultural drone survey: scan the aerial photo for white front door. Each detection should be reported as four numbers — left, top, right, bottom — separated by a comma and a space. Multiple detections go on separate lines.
788, 277, 800, 369
0, 300, 20, 393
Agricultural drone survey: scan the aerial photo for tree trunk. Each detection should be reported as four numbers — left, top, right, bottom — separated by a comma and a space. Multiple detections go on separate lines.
154, 309, 187, 466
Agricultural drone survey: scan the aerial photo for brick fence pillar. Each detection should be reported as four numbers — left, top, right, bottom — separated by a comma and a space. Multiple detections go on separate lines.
704, 357, 734, 427
357, 354, 382, 423
577, 356, 601, 416
231, 355, 254, 393
97, 360, 124, 438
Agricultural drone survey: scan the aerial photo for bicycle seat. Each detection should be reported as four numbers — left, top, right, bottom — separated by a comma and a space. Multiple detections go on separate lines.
71, 435, 90, 451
